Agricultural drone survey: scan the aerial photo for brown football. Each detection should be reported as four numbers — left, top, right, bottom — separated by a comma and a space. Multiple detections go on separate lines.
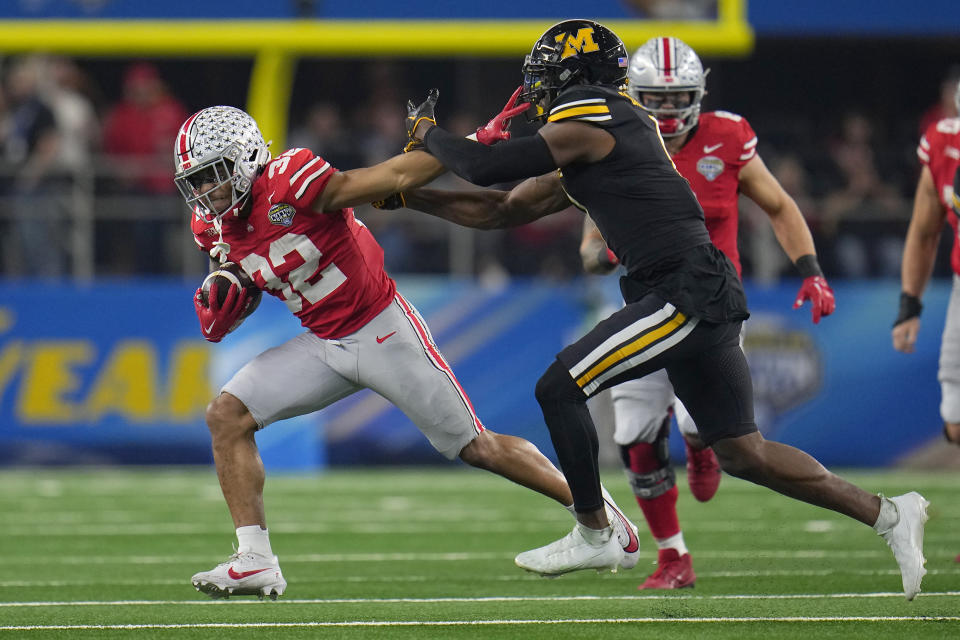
201, 262, 261, 317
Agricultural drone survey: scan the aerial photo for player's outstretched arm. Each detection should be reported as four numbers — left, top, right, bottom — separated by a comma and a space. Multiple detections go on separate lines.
420, 120, 611, 187
402, 172, 570, 230
312, 150, 446, 213
893, 166, 946, 353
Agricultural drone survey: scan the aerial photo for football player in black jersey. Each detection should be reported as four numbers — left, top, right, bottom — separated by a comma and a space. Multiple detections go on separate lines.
384, 19, 928, 599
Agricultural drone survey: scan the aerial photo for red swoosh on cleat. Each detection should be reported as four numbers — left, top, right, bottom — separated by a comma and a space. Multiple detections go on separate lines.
606, 499, 640, 553
228, 567, 269, 580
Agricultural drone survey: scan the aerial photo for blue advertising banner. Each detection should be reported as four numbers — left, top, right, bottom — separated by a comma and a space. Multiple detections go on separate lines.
0, 281, 212, 464
0, 277, 949, 469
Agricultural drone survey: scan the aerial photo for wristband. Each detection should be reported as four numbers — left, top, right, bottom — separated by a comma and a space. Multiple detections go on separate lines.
794, 254, 823, 278
893, 292, 923, 327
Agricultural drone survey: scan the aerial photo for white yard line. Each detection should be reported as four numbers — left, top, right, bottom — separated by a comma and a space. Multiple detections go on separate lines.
2, 616, 960, 631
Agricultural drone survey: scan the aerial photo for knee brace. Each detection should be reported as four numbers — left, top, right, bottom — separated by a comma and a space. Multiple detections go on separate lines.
619, 416, 676, 499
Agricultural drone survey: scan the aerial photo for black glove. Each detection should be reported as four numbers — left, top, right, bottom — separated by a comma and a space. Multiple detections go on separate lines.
372, 193, 406, 210
405, 88, 439, 151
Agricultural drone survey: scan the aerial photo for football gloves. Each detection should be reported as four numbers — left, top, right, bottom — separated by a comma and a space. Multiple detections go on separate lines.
475, 87, 531, 146
194, 281, 251, 343
793, 275, 836, 324
404, 88, 439, 152
372, 193, 406, 210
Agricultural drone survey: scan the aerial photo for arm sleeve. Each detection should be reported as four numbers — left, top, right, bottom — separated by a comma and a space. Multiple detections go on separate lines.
423, 126, 557, 187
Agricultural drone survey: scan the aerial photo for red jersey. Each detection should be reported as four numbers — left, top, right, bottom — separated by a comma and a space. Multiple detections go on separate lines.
192, 148, 396, 339
917, 117, 960, 276
671, 111, 758, 277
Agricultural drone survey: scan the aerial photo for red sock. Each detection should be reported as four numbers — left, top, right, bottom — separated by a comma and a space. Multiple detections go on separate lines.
625, 442, 681, 540
638, 486, 680, 540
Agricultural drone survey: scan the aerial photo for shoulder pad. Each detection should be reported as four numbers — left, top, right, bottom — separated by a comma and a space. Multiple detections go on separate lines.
262, 148, 334, 205
700, 111, 758, 161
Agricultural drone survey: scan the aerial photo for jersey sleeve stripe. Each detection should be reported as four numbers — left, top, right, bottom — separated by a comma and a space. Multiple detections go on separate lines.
570, 114, 613, 122
917, 146, 930, 163
739, 149, 757, 161
549, 97, 606, 113
289, 156, 321, 185
293, 162, 332, 199
548, 105, 611, 122
743, 136, 758, 150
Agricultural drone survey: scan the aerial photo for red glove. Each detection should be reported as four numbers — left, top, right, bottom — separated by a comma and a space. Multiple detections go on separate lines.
194, 281, 250, 343
793, 275, 836, 324
475, 87, 531, 146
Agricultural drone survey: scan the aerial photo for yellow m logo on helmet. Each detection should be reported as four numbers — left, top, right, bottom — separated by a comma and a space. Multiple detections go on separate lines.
555, 28, 600, 60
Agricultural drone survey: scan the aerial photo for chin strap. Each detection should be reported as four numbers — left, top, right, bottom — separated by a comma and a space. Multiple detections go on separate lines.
210, 216, 230, 264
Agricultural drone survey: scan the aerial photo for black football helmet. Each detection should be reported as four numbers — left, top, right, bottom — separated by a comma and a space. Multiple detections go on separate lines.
520, 19, 629, 122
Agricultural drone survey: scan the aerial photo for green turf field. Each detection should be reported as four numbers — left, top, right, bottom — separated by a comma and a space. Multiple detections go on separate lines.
0, 466, 957, 639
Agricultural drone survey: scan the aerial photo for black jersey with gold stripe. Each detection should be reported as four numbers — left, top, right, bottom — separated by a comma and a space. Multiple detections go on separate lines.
549, 84, 747, 323
549, 85, 709, 270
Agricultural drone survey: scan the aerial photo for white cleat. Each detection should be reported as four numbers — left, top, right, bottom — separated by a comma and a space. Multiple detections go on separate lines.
515, 522, 625, 577
601, 486, 641, 570
879, 492, 929, 601
191, 551, 287, 600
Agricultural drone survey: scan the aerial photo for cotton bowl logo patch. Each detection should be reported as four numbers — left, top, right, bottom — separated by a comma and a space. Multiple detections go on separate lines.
268, 203, 296, 227
697, 156, 724, 182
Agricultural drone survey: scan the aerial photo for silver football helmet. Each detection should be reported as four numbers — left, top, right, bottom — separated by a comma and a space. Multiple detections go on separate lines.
174, 106, 271, 222
627, 37, 708, 137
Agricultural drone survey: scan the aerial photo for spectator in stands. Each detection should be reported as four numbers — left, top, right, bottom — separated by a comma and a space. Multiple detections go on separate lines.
1, 56, 64, 277
288, 102, 362, 170
101, 62, 188, 274
822, 111, 906, 277
46, 57, 100, 178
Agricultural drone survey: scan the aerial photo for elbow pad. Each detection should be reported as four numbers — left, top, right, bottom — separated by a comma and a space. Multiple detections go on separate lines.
424, 126, 557, 186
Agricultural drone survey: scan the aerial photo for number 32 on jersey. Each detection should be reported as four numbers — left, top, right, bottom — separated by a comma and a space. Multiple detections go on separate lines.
239, 233, 346, 313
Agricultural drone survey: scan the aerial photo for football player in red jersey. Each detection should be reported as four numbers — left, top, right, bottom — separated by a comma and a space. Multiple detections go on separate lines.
893, 80, 960, 563
894, 81, 960, 445
577, 37, 837, 589
176, 105, 639, 599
